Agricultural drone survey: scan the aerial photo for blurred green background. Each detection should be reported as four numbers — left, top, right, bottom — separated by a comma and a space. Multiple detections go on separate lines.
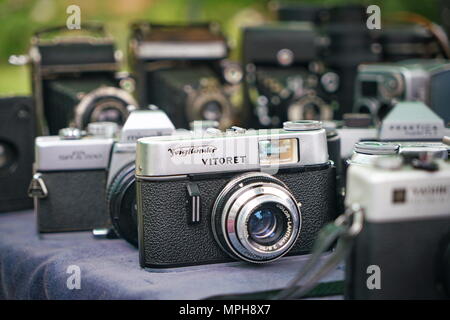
0, 0, 441, 96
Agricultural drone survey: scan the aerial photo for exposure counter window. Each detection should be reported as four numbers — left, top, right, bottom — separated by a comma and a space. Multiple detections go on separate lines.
258, 138, 299, 166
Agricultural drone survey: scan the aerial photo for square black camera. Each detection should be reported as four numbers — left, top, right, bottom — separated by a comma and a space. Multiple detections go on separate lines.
242, 22, 340, 128
24, 24, 137, 135
0, 96, 35, 212
135, 121, 337, 268
129, 22, 242, 130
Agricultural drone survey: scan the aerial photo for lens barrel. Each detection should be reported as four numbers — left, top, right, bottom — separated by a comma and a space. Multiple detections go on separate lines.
212, 172, 301, 263
106, 162, 138, 246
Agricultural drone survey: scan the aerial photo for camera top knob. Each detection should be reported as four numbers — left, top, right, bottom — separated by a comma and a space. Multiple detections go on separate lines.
354, 141, 400, 155
87, 122, 118, 138
373, 156, 403, 171
59, 127, 84, 140
283, 120, 322, 131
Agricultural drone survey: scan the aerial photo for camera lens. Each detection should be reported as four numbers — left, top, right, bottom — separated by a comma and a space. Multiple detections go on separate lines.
212, 172, 301, 263
248, 204, 287, 246
90, 98, 128, 125
0, 141, 17, 174
75, 87, 136, 129
202, 100, 222, 121
106, 162, 138, 246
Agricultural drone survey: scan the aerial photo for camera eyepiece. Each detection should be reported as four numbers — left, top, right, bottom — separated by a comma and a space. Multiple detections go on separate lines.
212, 172, 301, 263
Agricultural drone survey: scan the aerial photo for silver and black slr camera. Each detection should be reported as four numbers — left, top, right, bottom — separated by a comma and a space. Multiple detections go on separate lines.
106, 109, 174, 245
135, 121, 338, 268
345, 154, 450, 299
15, 24, 137, 135
129, 22, 242, 130
29, 109, 174, 233
243, 22, 339, 128
354, 59, 450, 124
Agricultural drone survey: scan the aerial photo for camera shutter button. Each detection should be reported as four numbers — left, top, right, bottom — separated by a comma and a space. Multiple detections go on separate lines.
59, 127, 84, 140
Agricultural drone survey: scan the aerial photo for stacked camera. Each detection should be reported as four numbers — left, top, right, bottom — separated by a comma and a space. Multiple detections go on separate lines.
2, 2, 450, 300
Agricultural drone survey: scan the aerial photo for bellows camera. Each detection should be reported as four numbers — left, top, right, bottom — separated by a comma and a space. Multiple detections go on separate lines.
0, 96, 35, 212
26, 24, 137, 135
345, 155, 450, 299
354, 59, 450, 124
135, 121, 337, 268
242, 22, 339, 128
129, 22, 241, 129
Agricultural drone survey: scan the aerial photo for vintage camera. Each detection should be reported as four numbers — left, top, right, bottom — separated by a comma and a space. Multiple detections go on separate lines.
106, 109, 174, 246
345, 154, 450, 299
0, 96, 35, 212
354, 59, 450, 124
129, 22, 241, 130
243, 22, 339, 128
29, 109, 174, 234
135, 120, 338, 268
21, 24, 137, 135
29, 122, 117, 232
276, 4, 446, 118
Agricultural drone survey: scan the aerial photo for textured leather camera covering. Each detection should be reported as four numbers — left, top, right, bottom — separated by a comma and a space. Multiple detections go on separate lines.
137, 164, 337, 268
37, 170, 110, 232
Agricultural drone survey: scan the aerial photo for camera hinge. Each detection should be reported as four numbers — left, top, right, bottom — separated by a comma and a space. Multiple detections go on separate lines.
186, 183, 201, 224
28, 173, 48, 199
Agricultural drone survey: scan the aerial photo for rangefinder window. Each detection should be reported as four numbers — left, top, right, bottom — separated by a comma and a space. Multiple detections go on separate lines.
258, 138, 299, 166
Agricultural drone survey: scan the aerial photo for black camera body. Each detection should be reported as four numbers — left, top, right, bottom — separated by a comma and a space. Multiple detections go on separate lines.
345, 157, 450, 299
136, 121, 337, 268
29, 25, 137, 135
242, 22, 340, 129
0, 96, 35, 212
129, 23, 241, 130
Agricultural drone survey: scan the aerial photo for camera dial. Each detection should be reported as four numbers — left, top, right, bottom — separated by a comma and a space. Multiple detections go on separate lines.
87, 122, 118, 138
212, 172, 301, 263
287, 95, 333, 121
58, 127, 85, 140
283, 120, 322, 131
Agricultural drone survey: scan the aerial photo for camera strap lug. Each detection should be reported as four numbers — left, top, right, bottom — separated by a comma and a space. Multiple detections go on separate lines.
274, 204, 364, 300
28, 173, 48, 199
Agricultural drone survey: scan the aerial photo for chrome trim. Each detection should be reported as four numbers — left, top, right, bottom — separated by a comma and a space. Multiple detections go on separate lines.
74, 86, 137, 129
211, 172, 301, 263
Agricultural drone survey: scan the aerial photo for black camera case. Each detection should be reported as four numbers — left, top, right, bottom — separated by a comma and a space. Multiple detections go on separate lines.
137, 163, 337, 268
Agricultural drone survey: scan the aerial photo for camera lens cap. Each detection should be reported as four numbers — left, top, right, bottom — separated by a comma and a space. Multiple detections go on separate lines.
283, 120, 322, 131
354, 141, 400, 155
